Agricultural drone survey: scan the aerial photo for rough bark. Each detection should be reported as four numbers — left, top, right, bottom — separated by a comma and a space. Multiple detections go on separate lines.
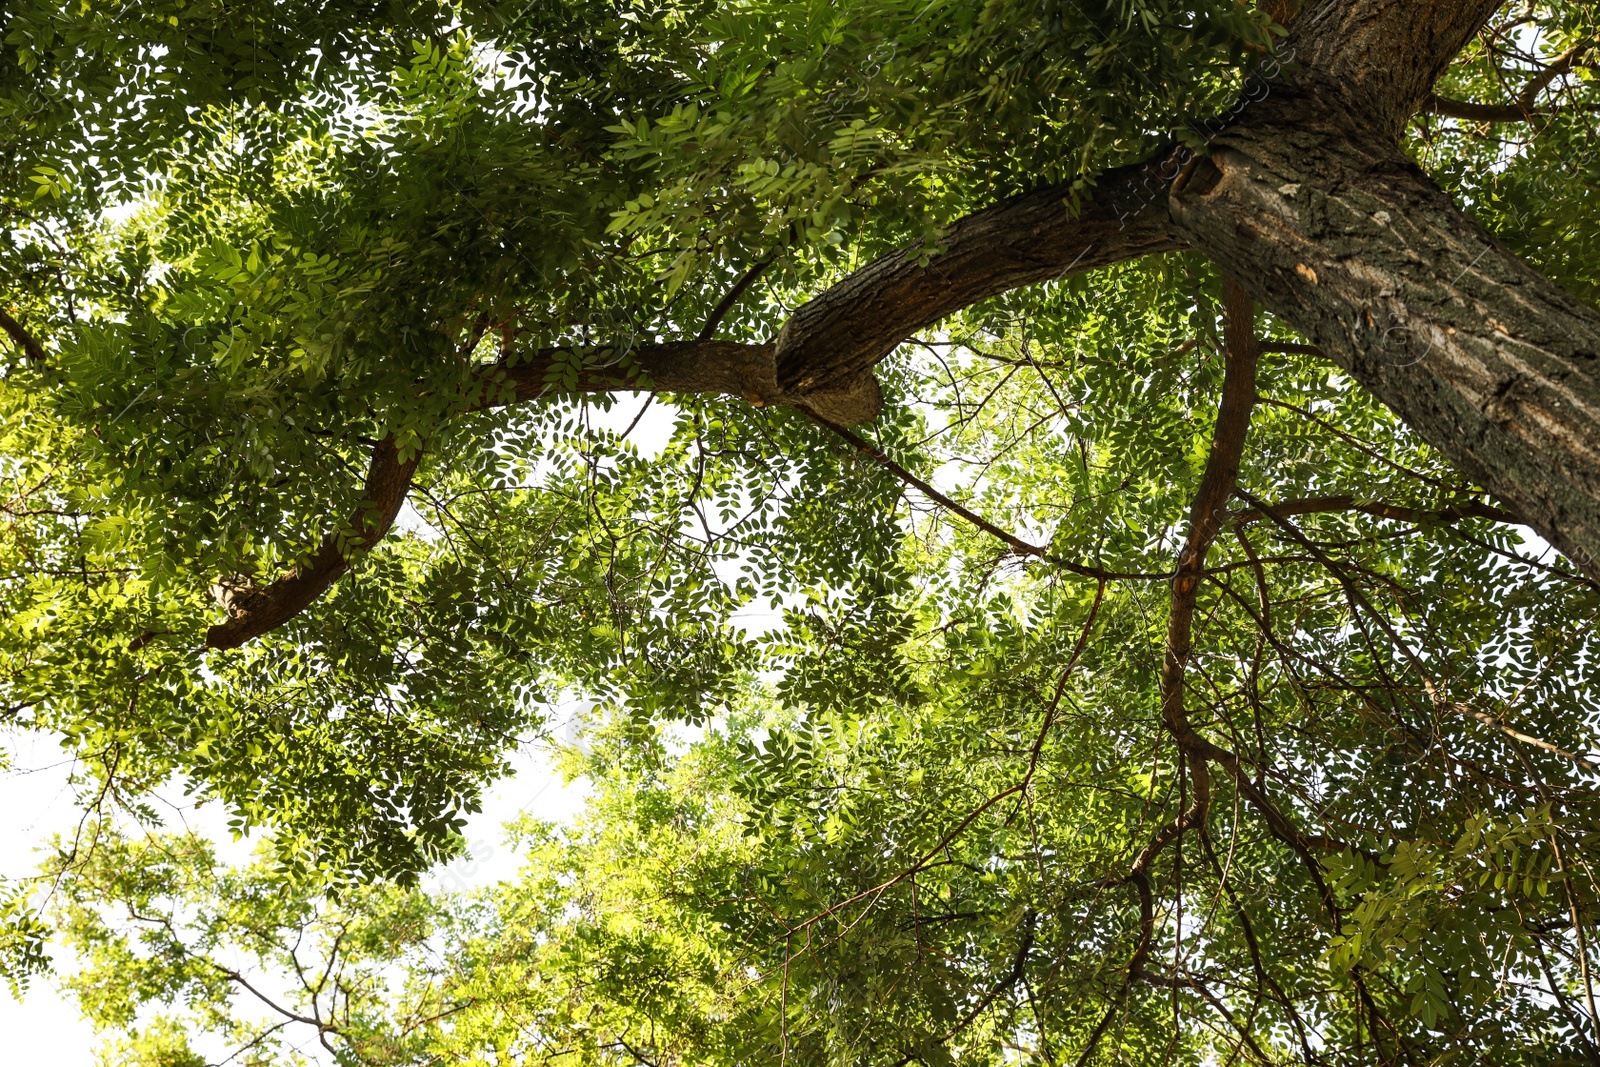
1290, 0, 1505, 138
1168, 0, 1600, 579
770, 161, 1182, 411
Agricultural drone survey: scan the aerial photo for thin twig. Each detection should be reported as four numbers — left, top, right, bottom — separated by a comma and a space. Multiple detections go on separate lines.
697, 254, 776, 341
802, 409, 1161, 581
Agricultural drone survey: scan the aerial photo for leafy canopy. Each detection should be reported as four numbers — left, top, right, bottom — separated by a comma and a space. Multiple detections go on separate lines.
3, 1, 1600, 1064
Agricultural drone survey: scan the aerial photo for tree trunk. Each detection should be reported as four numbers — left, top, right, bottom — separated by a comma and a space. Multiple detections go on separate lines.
1168, 86, 1600, 581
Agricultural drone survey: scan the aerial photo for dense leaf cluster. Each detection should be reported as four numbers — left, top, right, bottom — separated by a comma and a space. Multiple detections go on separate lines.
3, 1, 1600, 1065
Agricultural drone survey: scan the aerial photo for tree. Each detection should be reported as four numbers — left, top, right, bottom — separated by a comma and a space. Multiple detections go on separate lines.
3, 0, 1600, 1062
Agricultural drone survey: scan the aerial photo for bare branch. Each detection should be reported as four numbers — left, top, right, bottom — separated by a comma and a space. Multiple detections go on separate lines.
1462, 707, 1600, 775
1159, 277, 1260, 765
803, 410, 1163, 581
1425, 94, 1544, 123
1120, 278, 1259, 902
1427, 39, 1595, 124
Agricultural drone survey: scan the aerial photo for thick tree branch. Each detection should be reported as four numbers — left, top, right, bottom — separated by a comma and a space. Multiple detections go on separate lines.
474, 340, 783, 409
1175, 138, 1600, 579
0, 307, 46, 365
771, 160, 1183, 413
205, 437, 418, 650
214, 341, 773, 649
207, 0, 1592, 647
211, 160, 1181, 647
1129, 284, 1355, 968
474, 160, 1180, 426
1160, 279, 1259, 765
1257, 341, 1324, 358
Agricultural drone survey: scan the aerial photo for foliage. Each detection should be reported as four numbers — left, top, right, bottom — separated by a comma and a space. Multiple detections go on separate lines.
3, 1, 1600, 1064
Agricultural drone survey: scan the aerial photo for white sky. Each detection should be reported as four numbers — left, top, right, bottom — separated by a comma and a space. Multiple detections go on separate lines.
0, 721, 591, 1064
0, 730, 96, 1066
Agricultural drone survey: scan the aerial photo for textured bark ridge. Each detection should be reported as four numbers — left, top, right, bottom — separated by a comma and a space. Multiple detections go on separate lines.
1291, 0, 1504, 137
770, 162, 1183, 406
1166, 0, 1600, 579
1170, 125, 1600, 577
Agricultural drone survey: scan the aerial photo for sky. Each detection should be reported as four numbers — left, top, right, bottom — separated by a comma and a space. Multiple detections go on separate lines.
0, 719, 593, 1065
0, 729, 98, 1066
